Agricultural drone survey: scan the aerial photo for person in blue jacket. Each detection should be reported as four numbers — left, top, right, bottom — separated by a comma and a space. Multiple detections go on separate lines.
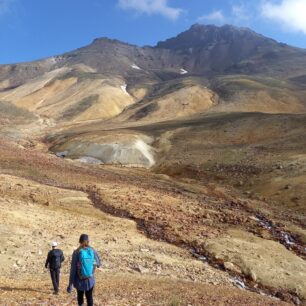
67, 234, 101, 306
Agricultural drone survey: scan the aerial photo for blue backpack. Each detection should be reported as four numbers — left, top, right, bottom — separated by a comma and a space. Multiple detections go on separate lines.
78, 247, 95, 279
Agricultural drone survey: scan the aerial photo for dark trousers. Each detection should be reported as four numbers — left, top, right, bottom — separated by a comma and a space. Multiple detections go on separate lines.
50, 268, 60, 292
77, 287, 94, 306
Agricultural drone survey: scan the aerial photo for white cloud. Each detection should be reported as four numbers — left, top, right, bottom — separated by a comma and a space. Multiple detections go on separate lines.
262, 0, 306, 34
232, 4, 250, 22
0, 0, 14, 15
118, 0, 183, 20
197, 10, 225, 24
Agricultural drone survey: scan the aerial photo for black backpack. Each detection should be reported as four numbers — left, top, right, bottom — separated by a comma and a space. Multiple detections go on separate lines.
49, 249, 63, 269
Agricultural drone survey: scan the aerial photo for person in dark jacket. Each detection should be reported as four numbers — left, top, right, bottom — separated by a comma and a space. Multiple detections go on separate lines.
45, 241, 65, 294
67, 234, 101, 306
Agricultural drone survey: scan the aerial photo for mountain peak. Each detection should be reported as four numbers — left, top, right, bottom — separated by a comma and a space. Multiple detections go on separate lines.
91, 37, 130, 46
190, 23, 252, 32
155, 23, 274, 50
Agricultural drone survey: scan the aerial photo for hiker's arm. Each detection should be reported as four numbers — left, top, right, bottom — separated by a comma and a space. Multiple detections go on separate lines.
94, 249, 102, 268
45, 252, 50, 268
68, 251, 77, 287
61, 251, 65, 263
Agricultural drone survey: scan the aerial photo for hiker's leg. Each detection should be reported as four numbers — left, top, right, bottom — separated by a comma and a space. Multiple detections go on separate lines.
50, 269, 57, 292
85, 287, 94, 306
77, 289, 85, 306
55, 269, 60, 291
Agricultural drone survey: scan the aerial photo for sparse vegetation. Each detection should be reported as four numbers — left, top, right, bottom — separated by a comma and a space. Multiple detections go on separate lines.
61, 95, 99, 120
169, 296, 181, 306
0, 101, 35, 120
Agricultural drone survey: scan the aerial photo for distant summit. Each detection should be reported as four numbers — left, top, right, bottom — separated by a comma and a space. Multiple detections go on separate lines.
153, 23, 305, 76
156, 23, 273, 50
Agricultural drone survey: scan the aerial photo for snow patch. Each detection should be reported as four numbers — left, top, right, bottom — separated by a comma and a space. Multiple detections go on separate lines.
121, 84, 129, 95
48, 57, 58, 64
131, 64, 141, 70
191, 249, 208, 262
180, 68, 188, 75
77, 156, 103, 165
231, 277, 247, 290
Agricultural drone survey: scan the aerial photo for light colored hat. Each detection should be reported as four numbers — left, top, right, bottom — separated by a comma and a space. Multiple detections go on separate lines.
51, 241, 58, 247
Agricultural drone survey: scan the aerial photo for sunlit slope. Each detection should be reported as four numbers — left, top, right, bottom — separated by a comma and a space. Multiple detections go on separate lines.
0, 67, 136, 123
114, 78, 216, 123
210, 75, 306, 113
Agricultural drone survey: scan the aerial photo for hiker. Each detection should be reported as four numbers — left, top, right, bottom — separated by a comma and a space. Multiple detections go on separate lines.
67, 234, 101, 306
45, 241, 65, 294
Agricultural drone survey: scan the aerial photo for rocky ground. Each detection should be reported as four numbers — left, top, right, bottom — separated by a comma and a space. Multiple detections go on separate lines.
0, 167, 287, 306
0, 275, 291, 306
0, 137, 305, 305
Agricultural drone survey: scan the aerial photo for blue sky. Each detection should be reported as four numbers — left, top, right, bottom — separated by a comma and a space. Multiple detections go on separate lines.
0, 0, 306, 64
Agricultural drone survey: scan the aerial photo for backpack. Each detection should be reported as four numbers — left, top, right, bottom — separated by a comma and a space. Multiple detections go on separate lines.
50, 249, 62, 269
78, 247, 95, 279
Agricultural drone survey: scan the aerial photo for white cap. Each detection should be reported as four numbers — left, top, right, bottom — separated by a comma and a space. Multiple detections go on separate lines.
51, 241, 58, 247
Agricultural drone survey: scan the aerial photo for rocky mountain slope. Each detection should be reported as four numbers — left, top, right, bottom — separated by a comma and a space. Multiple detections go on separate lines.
1, 24, 306, 128
156, 24, 306, 77
0, 24, 306, 305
